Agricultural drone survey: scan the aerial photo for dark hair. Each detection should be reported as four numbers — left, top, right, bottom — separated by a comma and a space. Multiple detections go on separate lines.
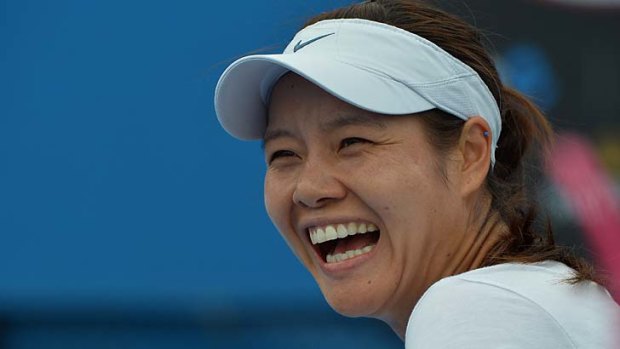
303, 0, 599, 283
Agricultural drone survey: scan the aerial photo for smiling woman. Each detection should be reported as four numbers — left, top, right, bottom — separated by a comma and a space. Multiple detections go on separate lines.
213, 0, 619, 347
264, 74, 492, 325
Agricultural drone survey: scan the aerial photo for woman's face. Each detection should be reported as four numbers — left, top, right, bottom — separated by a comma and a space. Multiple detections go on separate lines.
263, 73, 471, 322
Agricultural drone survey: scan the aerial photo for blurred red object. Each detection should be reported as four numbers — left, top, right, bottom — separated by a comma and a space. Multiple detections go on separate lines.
546, 133, 620, 302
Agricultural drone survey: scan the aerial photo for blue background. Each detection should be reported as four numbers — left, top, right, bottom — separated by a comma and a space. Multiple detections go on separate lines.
1, 0, 405, 347
1, 0, 346, 304
1, 0, 619, 347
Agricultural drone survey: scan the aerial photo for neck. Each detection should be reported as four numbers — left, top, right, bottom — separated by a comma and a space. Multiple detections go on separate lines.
451, 209, 507, 275
387, 203, 507, 340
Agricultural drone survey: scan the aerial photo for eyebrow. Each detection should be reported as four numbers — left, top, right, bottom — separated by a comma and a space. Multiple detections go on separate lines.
321, 113, 387, 132
261, 113, 387, 149
262, 129, 295, 150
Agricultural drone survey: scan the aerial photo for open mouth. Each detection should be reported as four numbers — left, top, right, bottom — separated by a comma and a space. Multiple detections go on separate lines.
308, 222, 380, 264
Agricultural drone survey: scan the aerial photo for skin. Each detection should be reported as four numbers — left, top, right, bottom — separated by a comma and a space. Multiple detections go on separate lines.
263, 73, 506, 339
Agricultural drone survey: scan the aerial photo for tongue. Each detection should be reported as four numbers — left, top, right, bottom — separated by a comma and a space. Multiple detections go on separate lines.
333, 234, 376, 254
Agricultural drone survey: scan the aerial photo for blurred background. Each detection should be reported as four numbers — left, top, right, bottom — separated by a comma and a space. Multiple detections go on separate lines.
1, 0, 619, 347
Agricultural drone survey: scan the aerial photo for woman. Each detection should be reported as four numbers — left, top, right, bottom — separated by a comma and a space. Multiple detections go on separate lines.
214, 0, 619, 347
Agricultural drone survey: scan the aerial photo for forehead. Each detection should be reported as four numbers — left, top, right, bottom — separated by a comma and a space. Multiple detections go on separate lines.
266, 73, 386, 132
263, 74, 394, 149
268, 73, 350, 121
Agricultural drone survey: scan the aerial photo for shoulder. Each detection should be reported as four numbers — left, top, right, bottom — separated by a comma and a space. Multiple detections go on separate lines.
405, 261, 619, 349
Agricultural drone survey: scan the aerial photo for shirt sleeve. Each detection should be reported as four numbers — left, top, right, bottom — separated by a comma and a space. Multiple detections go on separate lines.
404, 276, 576, 349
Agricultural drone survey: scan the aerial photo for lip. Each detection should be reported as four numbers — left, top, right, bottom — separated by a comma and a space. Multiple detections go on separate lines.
297, 216, 381, 276
318, 239, 380, 276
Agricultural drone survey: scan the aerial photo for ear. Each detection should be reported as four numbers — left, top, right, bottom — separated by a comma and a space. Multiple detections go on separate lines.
456, 116, 492, 197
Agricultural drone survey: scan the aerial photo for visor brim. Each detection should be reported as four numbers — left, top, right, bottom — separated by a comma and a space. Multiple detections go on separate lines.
214, 53, 435, 140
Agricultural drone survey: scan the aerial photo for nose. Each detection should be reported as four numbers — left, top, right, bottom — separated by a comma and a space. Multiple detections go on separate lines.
292, 160, 346, 209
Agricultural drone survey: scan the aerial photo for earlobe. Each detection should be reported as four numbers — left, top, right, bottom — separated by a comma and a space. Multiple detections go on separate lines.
458, 116, 492, 196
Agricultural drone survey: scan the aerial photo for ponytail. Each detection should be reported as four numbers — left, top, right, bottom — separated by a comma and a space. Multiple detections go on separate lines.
483, 87, 599, 283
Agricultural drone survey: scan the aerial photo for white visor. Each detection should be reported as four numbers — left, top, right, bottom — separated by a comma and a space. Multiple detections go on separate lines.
214, 18, 501, 164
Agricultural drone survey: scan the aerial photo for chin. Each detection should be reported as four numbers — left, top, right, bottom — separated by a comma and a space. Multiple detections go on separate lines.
326, 298, 373, 318
320, 284, 384, 318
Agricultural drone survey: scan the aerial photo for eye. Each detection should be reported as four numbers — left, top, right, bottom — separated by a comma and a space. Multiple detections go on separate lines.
340, 137, 370, 149
268, 149, 297, 164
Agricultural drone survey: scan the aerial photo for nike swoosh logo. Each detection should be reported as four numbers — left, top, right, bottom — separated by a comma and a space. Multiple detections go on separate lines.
293, 33, 335, 52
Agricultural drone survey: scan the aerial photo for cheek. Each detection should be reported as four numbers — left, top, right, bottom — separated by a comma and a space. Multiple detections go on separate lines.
361, 155, 450, 239
264, 174, 310, 263
264, 174, 287, 231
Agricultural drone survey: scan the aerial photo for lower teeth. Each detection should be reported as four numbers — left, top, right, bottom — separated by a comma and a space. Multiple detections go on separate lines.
326, 245, 375, 263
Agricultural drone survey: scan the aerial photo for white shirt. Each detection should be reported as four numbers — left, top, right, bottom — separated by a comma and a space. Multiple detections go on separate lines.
405, 261, 619, 348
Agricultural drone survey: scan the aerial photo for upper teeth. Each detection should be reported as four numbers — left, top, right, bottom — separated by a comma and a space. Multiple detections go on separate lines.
309, 222, 378, 245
